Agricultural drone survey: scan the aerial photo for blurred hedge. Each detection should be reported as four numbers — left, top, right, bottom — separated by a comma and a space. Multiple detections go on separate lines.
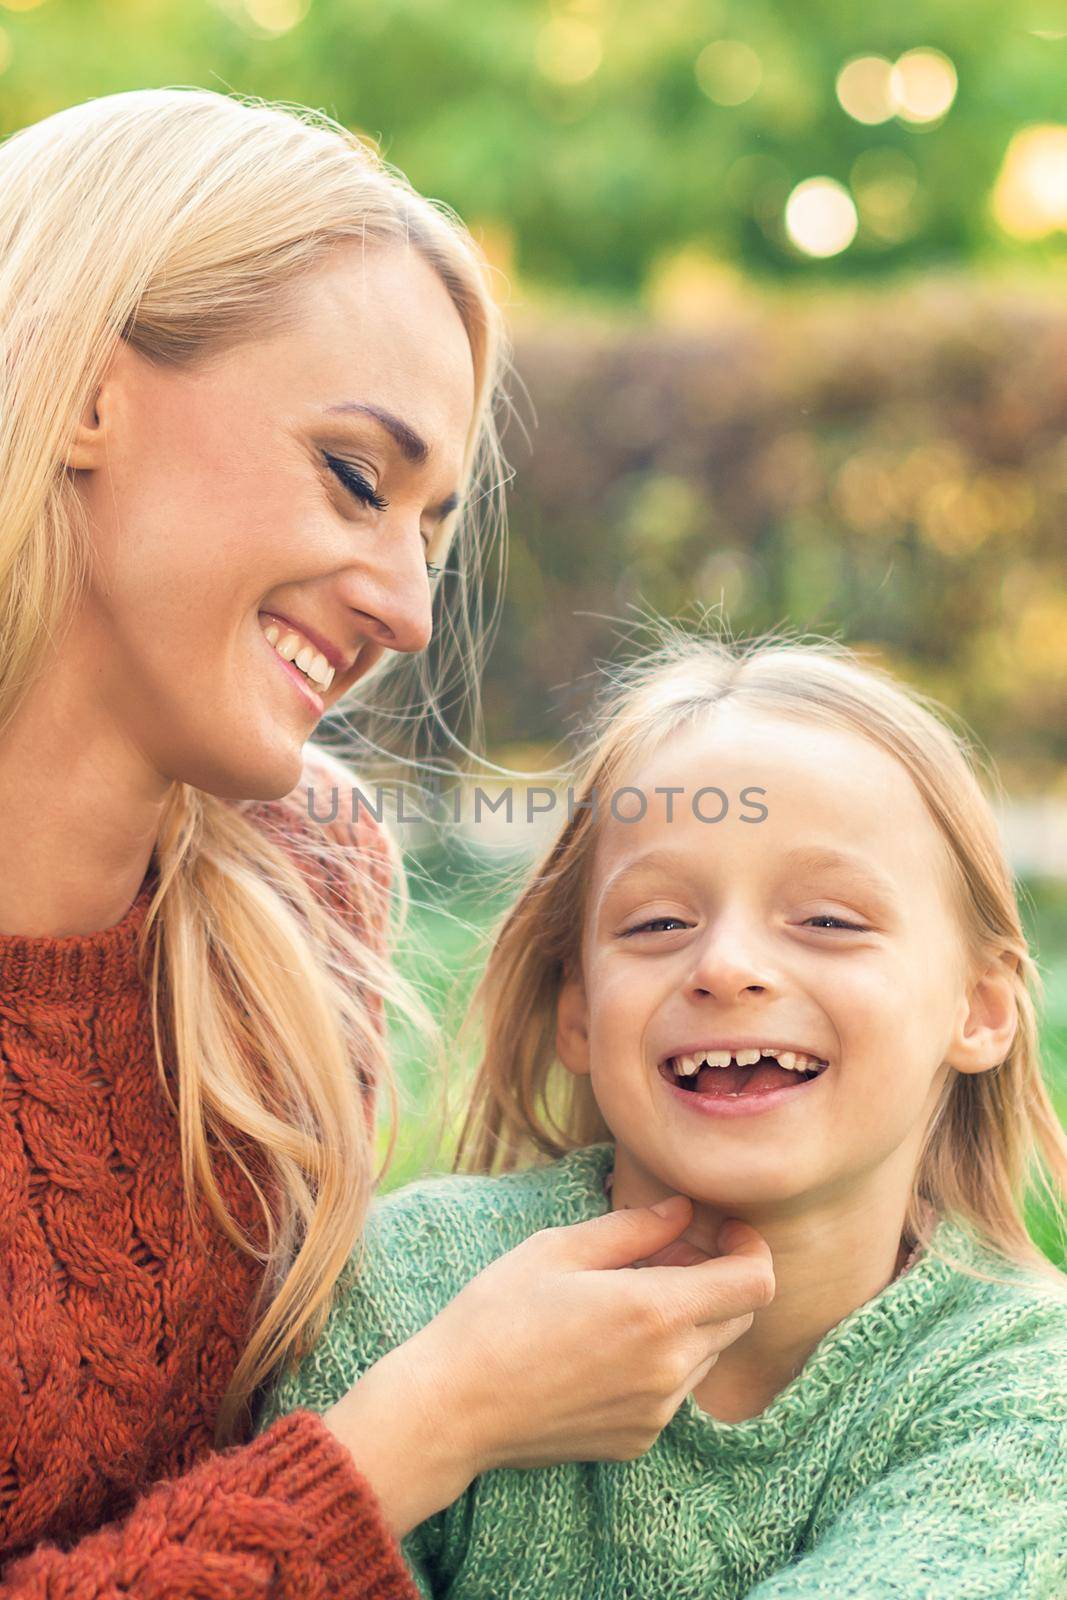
480, 278, 1067, 787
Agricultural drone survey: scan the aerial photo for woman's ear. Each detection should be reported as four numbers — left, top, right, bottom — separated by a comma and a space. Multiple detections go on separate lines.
947, 949, 1019, 1075
64, 340, 141, 470
556, 963, 591, 1078
64, 384, 109, 470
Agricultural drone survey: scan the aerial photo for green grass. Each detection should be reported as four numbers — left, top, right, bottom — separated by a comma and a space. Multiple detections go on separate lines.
382, 851, 1067, 1269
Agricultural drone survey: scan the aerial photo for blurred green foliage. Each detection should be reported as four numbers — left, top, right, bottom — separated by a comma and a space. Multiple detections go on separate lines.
5, 1, 1067, 296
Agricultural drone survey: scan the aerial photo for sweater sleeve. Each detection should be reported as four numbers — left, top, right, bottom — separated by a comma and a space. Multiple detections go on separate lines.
0, 1408, 419, 1599
745, 1338, 1067, 1600
254, 1189, 460, 1597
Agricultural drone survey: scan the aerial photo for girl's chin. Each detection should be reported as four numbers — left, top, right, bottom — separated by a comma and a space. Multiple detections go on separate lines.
610, 1140, 816, 1212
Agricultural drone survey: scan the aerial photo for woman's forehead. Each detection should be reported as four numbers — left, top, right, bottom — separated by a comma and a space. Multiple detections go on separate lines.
250, 242, 476, 441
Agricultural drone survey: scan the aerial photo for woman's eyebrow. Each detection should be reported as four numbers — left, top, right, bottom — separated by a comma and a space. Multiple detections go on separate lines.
324, 400, 429, 464
322, 400, 461, 520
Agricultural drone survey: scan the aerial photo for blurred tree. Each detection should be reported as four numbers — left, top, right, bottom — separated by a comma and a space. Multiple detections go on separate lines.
5, 0, 1067, 295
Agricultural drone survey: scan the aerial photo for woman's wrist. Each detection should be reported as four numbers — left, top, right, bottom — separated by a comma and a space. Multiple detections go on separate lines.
322, 1339, 480, 1540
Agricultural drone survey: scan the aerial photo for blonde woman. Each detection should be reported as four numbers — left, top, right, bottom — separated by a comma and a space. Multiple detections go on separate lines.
262, 628, 1067, 1597
0, 93, 777, 1598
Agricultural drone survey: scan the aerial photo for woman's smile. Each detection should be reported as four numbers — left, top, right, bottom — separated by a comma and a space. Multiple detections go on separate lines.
259, 616, 326, 716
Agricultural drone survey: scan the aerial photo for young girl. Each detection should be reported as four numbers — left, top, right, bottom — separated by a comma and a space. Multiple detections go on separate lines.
256, 628, 1067, 1598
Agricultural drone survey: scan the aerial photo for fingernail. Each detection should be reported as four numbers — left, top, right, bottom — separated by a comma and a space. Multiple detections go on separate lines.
651, 1196, 687, 1218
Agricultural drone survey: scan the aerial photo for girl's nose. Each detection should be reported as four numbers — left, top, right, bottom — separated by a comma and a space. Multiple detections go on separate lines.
685, 926, 772, 1000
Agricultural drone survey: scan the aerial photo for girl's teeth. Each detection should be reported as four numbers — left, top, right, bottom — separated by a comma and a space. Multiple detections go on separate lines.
669, 1048, 825, 1078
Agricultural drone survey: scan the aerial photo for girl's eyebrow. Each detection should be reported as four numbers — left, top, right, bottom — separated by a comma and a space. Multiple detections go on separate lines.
781, 845, 899, 905
595, 843, 901, 916
598, 848, 689, 903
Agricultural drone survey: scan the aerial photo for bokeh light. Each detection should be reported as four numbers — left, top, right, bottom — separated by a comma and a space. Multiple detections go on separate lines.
695, 40, 763, 107
992, 125, 1067, 239
890, 48, 957, 124
536, 17, 603, 84
837, 48, 957, 128
835, 56, 895, 125
785, 177, 858, 257
645, 246, 747, 326
243, 0, 309, 34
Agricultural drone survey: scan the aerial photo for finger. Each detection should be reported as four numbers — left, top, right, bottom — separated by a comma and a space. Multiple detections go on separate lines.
634, 1237, 712, 1269
547, 1197, 694, 1271
715, 1217, 770, 1258
633, 1250, 775, 1323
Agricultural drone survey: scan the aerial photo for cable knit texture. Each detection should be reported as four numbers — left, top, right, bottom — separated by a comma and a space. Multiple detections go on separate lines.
258, 1141, 1067, 1600
0, 755, 417, 1599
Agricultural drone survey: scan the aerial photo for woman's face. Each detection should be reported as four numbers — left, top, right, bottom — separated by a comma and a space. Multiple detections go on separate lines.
558, 705, 1008, 1219
67, 240, 476, 798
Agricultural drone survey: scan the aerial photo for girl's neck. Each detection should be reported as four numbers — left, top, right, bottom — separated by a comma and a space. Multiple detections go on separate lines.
607, 1146, 925, 1424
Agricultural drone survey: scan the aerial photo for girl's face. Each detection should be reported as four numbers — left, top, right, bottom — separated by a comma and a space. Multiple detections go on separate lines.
64, 240, 475, 799
557, 704, 1002, 1215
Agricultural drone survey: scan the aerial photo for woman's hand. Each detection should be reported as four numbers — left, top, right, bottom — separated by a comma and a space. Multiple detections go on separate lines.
324, 1198, 773, 1538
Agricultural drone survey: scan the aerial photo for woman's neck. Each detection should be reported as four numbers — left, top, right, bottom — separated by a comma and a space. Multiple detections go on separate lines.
0, 648, 166, 936
609, 1143, 921, 1424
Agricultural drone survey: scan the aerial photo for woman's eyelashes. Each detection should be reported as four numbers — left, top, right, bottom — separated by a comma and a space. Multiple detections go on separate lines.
323, 451, 389, 512
323, 449, 442, 574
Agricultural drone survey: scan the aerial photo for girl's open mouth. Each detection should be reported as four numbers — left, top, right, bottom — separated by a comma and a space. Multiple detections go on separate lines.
657, 1050, 829, 1118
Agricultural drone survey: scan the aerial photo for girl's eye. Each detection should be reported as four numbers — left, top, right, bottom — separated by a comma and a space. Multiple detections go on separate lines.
324, 452, 389, 513
803, 915, 869, 931
621, 916, 691, 937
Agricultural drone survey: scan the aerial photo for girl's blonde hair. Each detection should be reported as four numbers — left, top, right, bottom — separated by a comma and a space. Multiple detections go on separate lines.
0, 87, 510, 1442
456, 623, 1067, 1287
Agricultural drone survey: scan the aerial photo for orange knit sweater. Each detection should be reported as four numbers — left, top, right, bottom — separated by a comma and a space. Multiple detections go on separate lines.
0, 773, 417, 1598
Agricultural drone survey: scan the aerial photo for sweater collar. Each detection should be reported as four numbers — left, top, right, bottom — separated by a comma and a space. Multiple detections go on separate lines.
574, 1141, 1001, 1456
0, 862, 159, 1006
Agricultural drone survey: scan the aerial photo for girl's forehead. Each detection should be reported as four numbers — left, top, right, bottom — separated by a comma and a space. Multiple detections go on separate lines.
618, 710, 901, 814
586, 709, 954, 905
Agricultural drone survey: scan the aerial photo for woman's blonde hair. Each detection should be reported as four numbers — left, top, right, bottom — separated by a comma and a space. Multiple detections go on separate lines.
0, 87, 510, 1442
456, 622, 1067, 1287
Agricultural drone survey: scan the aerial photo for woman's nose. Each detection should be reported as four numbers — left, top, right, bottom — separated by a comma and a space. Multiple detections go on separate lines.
343, 523, 435, 655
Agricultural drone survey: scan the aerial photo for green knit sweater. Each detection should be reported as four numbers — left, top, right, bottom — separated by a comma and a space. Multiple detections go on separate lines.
255, 1143, 1067, 1599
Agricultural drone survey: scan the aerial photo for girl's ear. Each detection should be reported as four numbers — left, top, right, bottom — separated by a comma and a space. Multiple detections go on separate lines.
947, 950, 1019, 1075
556, 964, 591, 1077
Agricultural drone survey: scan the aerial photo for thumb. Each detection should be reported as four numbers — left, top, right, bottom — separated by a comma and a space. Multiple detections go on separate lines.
550, 1196, 694, 1271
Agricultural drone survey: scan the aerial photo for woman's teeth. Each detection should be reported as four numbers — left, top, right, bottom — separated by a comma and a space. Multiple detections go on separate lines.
260, 619, 335, 693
